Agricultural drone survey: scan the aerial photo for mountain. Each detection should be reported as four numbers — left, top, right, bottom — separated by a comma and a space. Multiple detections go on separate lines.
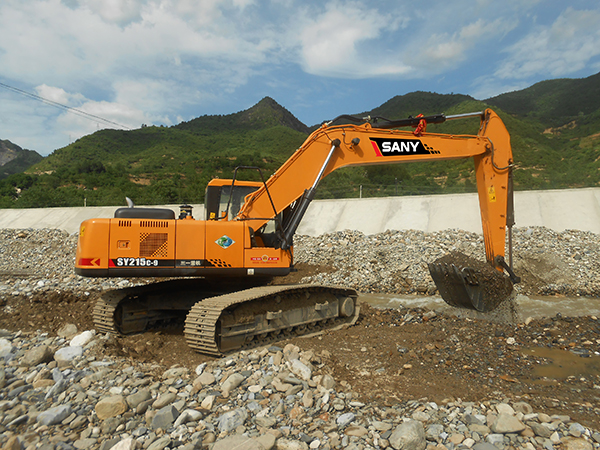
0, 98, 309, 208
1, 72, 599, 208
363, 91, 476, 119
485, 72, 600, 127
0, 140, 43, 180
175, 97, 310, 134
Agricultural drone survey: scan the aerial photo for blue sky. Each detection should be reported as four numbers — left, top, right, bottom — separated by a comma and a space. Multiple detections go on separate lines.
1, 0, 599, 156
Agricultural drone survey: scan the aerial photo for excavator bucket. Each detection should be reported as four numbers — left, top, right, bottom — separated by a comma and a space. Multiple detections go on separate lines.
428, 252, 514, 312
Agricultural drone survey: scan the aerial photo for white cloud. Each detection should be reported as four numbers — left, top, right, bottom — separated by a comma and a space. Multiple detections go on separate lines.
295, 2, 411, 78
409, 16, 517, 74
35, 85, 85, 106
56, 98, 148, 136
1, 0, 599, 156
76, 0, 147, 26
495, 7, 600, 80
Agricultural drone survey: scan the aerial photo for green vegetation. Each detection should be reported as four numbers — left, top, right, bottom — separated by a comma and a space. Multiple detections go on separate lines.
1, 74, 600, 208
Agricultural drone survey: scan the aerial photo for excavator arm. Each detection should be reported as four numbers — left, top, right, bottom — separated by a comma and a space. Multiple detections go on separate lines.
232, 108, 517, 312
237, 109, 514, 268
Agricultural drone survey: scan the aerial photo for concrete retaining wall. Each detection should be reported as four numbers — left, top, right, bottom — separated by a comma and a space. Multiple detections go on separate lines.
1, 187, 598, 236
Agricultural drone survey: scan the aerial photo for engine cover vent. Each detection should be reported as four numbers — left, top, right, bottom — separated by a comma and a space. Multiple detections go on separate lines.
140, 220, 169, 228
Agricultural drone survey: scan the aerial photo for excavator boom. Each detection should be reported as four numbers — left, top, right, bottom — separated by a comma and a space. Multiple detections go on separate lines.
237, 109, 514, 270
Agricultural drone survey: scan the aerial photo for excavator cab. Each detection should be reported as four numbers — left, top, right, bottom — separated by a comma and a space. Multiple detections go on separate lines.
205, 177, 287, 249
205, 179, 261, 221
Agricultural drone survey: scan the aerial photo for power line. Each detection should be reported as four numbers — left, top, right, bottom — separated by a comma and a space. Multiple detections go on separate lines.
0, 81, 132, 130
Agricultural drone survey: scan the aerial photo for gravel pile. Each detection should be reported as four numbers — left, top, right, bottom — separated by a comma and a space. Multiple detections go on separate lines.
2, 327, 599, 450
0, 229, 145, 299
294, 227, 600, 297
1, 226, 600, 300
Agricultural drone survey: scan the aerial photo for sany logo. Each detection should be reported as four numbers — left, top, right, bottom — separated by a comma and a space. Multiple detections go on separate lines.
370, 138, 438, 157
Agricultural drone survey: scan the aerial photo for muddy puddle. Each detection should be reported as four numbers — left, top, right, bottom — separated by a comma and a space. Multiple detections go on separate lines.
522, 346, 600, 382
359, 293, 600, 321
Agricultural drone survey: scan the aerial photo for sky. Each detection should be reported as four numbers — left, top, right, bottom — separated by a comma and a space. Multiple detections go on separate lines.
1, 0, 600, 156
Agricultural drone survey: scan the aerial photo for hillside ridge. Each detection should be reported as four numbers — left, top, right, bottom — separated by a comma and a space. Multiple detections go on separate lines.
1, 72, 600, 207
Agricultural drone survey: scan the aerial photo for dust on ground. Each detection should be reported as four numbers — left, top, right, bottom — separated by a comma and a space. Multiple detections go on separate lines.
1, 263, 600, 431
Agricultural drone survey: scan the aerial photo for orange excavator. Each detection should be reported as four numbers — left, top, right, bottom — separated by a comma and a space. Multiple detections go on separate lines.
75, 108, 520, 355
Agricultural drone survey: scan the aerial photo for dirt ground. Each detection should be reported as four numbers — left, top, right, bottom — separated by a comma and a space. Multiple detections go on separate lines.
1, 264, 600, 430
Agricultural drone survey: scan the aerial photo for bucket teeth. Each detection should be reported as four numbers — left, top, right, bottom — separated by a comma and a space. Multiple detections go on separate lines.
428, 258, 512, 312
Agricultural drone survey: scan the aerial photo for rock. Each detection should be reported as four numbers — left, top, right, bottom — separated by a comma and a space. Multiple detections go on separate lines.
256, 415, 277, 428
201, 395, 215, 410
486, 434, 505, 447
275, 439, 309, 450
108, 438, 138, 450
529, 421, 553, 438
345, 426, 368, 437
569, 423, 587, 438
412, 411, 430, 422
290, 359, 312, 381
464, 414, 486, 425
3, 436, 23, 450
45, 378, 68, 400
152, 392, 177, 409
495, 403, 515, 415
473, 444, 500, 450
70, 330, 95, 347
194, 372, 215, 387
426, 424, 444, 441
195, 362, 207, 375
463, 438, 476, 448
0, 338, 13, 358
162, 366, 189, 379
320, 374, 336, 390
218, 408, 248, 432
181, 408, 203, 421
469, 424, 491, 435
337, 412, 355, 428
21, 344, 53, 366
57, 323, 78, 338
74, 438, 97, 449
37, 404, 73, 426
513, 402, 534, 415
221, 372, 246, 394
54, 345, 83, 364
562, 438, 593, 450
302, 390, 313, 408
490, 413, 526, 434
256, 433, 277, 450
126, 389, 151, 409
373, 420, 393, 432
213, 436, 265, 450
151, 405, 180, 430
448, 434, 464, 445
95, 395, 129, 420
389, 420, 426, 450
147, 436, 172, 450
272, 378, 291, 392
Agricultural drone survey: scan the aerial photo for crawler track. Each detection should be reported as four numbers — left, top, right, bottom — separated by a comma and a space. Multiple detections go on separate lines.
184, 285, 359, 356
92, 280, 359, 356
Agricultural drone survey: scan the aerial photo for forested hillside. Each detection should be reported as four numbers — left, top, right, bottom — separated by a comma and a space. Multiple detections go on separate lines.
1, 72, 599, 208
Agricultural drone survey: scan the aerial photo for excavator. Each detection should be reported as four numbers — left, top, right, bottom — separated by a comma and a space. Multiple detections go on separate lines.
75, 108, 520, 355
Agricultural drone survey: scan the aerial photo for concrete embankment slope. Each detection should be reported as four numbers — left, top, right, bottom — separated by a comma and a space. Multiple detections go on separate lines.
1, 187, 599, 236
